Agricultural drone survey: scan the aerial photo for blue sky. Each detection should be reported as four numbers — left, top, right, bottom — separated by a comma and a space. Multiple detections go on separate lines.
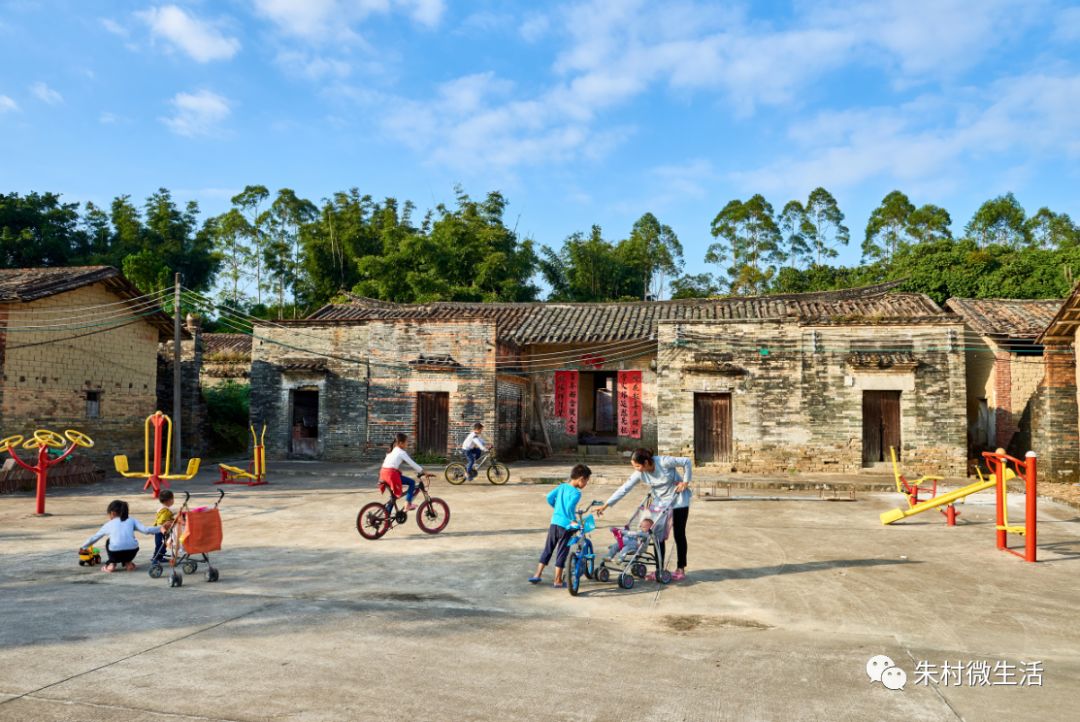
2, 0, 1080, 285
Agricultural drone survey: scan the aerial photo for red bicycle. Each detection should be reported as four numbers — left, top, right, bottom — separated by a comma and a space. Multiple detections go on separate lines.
356, 473, 450, 539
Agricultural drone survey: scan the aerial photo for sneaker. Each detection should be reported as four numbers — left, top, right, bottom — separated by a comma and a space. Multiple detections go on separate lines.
405, 503, 417, 511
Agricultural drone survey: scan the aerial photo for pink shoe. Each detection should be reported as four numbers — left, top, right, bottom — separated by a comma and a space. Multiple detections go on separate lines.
405, 503, 417, 511
645, 572, 656, 581
672, 570, 686, 582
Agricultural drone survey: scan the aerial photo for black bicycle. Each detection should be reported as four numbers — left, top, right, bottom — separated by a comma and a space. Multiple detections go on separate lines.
356, 474, 450, 539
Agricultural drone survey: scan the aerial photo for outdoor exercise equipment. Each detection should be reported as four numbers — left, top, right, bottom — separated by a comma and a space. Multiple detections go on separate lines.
983, 449, 1038, 562
216, 424, 268, 486
888, 447, 959, 524
1, 429, 94, 515
880, 447, 1038, 563
114, 411, 200, 499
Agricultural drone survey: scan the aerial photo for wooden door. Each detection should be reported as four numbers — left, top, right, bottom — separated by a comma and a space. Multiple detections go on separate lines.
863, 390, 901, 465
416, 392, 449, 456
694, 393, 732, 463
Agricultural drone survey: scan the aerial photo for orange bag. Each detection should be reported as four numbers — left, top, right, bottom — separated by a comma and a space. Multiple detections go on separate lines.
180, 508, 223, 554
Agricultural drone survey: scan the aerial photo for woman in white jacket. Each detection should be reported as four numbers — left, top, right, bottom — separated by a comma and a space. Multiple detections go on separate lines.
597, 448, 692, 582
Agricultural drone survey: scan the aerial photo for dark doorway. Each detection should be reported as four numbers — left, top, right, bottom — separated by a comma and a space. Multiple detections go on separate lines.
416, 392, 449, 456
694, 393, 732, 463
290, 389, 319, 458
863, 390, 901, 465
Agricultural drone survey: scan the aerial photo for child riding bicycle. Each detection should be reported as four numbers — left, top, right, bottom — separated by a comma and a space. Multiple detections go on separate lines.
380, 433, 431, 510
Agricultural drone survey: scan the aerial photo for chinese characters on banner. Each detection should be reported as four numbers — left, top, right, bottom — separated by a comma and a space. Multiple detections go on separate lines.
617, 370, 643, 438
554, 371, 579, 435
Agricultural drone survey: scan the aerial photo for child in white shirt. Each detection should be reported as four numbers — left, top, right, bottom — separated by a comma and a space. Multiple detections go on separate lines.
461, 423, 487, 479
380, 433, 427, 510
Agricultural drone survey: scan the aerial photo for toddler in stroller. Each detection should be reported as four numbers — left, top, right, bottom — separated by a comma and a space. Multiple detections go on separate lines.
595, 495, 673, 589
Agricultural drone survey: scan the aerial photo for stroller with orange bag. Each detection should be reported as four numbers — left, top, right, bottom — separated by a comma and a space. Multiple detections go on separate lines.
149, 489, 225, 588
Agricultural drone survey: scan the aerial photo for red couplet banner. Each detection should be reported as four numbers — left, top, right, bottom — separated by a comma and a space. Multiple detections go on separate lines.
617, 370, 643, 438
554, 370, 579, 435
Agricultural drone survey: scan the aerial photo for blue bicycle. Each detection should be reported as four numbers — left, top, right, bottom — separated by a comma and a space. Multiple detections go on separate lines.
567, 500, 603, 597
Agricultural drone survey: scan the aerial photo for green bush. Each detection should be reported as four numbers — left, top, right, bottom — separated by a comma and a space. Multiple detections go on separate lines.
202, 381, 251, 455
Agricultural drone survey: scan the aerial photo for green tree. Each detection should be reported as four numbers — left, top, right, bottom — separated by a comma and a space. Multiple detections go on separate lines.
708, 194, 782, 295
1025, 207, 1079, 249
355, 190, 538, 303
540, 225, 630, 301
805, 187, 849, 264
863, 190, 915, 263
0, 191, 84, 267
778, 200, 813, 269
620, 212, 683, 299
209, 209, 252, 306
907, 204, 952, 244
670, 272, 721, 299
265, 188, 317, 317
965, 192, 1028, 248
230, 185, 270, 303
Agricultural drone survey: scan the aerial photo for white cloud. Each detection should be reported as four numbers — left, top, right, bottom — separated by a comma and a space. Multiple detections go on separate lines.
276, 51, 352, 80
734, 72, 1080, 196
253, 0, 443, 41
519, 13, 549, 43
30, 82, 63, 105
137, 5, 240, 63
100, 17, 128, 37
161, 90, 231, 137
1053, 6, 1080, 42
0, 95, 18, 113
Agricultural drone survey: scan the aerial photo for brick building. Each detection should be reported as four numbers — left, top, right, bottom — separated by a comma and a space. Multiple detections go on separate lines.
201, 333, 252, 386
1034, 288, 1080, 483
0, 267, 173, 464
250, 283, 968, 474
944, 298, 1062, 461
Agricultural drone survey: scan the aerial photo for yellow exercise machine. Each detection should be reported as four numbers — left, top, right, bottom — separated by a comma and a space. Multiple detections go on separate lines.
217, 424, 268, 486
114, 411, 200, 498
2, 428, 94, 515
885, 446, 963, 524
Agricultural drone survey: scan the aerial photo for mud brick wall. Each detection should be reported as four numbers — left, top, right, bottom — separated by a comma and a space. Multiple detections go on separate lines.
365, 320, 497, 458
0, 283, 161, 466
250, 324, 370, 461
656, 321, 968, 475
526, 342, 658, 453
1030, 344, 1080, 483
251, 320, 497, 461
496, 375, 527, 455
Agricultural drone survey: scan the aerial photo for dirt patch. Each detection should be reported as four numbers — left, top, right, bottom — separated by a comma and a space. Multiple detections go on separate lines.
661, 614, 771, 632
364, 591, 469, 605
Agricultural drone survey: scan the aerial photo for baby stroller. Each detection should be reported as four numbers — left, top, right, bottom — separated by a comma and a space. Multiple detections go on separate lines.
595, 494, 674, 589
149, 489, 225, 588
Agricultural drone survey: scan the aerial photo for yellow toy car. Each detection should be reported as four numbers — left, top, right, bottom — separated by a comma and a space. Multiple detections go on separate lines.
78, 546, 102, 566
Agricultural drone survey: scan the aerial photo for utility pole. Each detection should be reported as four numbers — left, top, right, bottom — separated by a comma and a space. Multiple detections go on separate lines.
173, 272, 182, 469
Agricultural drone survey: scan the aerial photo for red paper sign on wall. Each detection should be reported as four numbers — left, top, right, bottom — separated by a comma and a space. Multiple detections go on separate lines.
554, 370, 579, 435
557, 371, 583, 433
617, 370, 643, 438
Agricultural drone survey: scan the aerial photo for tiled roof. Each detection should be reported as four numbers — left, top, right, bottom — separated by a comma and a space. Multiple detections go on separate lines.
0, 265, 174, 336
1038, 284, 1080, 344
0, 266, 122, 302
302, 282, 949, 345
203, 333, 252, 357
944, 298, 1063, 340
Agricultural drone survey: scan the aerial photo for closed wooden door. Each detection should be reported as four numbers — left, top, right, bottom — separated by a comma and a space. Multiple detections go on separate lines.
863, 390, 901, 465
694, 393, 732, 463
416, 392, 449, 456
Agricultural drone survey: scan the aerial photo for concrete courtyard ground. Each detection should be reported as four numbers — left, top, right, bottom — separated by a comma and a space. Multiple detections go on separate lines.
1, 468, 1078, 722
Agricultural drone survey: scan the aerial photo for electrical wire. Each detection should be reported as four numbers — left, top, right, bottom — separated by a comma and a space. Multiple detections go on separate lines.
0, 287, 171, 317
0, 295, 171, 330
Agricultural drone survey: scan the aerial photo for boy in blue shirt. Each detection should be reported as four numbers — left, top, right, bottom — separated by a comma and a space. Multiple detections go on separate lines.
528, 463, 591, 588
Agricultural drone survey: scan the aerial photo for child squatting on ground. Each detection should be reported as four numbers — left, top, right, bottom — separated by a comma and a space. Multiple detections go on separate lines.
151, 490, 176, 564
81, 500, 161, 573
529, 463, 591, 588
